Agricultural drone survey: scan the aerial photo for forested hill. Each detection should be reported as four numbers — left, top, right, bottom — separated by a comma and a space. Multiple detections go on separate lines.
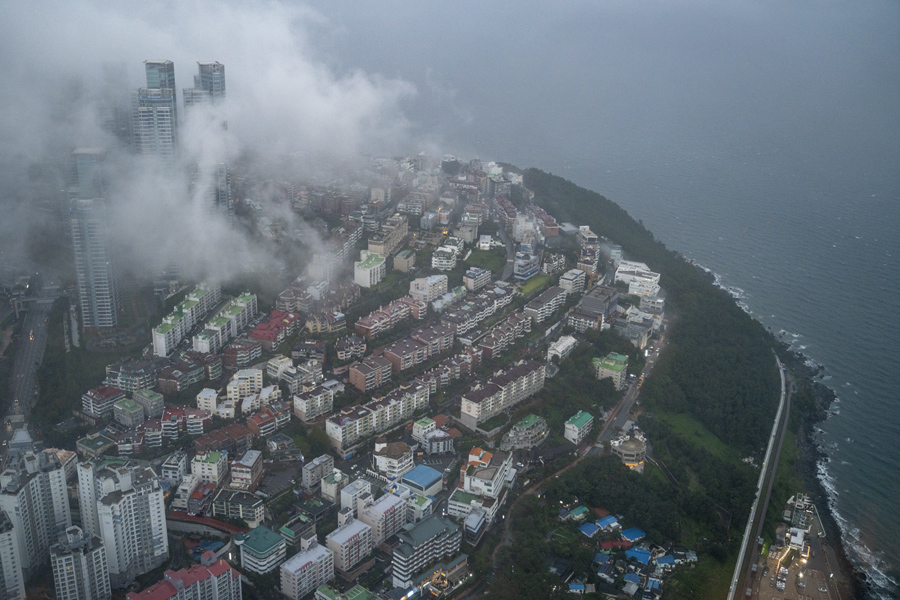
523, 168, 779, 453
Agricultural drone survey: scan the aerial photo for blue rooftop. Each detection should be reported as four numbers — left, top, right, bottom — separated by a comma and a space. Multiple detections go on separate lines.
579, 522, 599, 538
596, 515, 618, 528
401, 464, 442, 490
656, 555, 675, 565
593, 552, 611, 565
568, 583, 585, 592
625, 548, 650, 565
624, 573, 641, 584
621, 527, 646, 542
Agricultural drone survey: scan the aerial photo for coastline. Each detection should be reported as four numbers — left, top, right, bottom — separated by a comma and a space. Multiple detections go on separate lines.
698, 262, 866, 598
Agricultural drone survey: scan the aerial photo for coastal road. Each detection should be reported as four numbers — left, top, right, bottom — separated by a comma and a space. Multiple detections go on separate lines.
728, 356, 789, 600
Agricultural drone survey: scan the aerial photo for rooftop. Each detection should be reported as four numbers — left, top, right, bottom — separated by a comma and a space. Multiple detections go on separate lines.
566, 411, 594, 428
239, 526, 285, 555
514, 414, 542, 429
401, 464, 442, 489
357, 252, 385, 270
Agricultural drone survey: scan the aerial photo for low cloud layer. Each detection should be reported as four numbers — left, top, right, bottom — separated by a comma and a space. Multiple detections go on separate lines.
0, 1, 416, 282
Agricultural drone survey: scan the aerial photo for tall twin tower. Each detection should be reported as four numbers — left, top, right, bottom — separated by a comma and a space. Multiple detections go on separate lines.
133, 60, 226, 160
71, 60, 229, 332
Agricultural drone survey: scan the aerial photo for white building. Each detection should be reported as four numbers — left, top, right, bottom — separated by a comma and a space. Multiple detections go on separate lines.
547, 335, 578, 364
409, 275, 449, 303
354, 251, 386, 288
459, 448, 514, 500
391, 515, 461, 588
280, 539, 334, 600
196, 388, 218, 413
226, 369, 263, 403
325, 519, 373, 572
358, 493, 408, 544
192, 452, 228, 486
326, 384, 430, 453
160, 451, 187, 486
293, 385, 334, 423
0, 511, 25, 600
152, 283, 221, 357
431, 246, 458, 271
463, 267, 492, 292
50, 526, 111, 600
237, 526, 286, 575
340, 480, 373, 517
564, 411, 595, 445
0, 451, 71, 578
192, 293, 258, 354
559, 269, 586, 296
266, 356, 294, 380
77, 460, 167, 588
460, 360, 546, 429
614, 260, 661, 297
412, 418, 436, 444
372, 440, 414, 479
125, 554, 241, 600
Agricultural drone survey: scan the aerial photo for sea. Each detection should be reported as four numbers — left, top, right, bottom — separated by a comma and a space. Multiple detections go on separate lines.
315, 1, 900, 597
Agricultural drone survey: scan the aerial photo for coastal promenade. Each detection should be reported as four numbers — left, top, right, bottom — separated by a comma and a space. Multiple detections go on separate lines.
728, 355, 789, 600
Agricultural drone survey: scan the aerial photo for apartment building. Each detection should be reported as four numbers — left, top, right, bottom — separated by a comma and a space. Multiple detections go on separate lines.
460, 360, 546, 429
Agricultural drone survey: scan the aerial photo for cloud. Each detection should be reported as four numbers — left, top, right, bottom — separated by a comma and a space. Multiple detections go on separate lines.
0, 1, 416, 282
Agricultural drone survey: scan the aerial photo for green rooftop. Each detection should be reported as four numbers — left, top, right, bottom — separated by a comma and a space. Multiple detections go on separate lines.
182, 299, 198, 310
227, 304, 245, 316
240, 526, 285, 555
410, 494, 430, 507
114, 398, 143, 413
608, 353, 628, 364
415, 417, 435, 428
597, 358, 626, 372
450, 489, 479, 505
77, 434, 115, 451
357, 252, 385, 269
514, 414, 542, 429
197, 451, 223, 464
315, 585, 376, 600
210, 316, 230, 328
566, 411, 594, 428
236, 293, 256, 304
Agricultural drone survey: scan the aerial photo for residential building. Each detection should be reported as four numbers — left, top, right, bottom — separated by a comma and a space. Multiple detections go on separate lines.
126, 555, 241, 600
382, 338, 429, 374
103, 358, 168, 395
523, 286, 567, 324
422, 430, 454, 455
354, 297, 425, 339
499, 415, 548, 451
196, 388, 218, 414
547, 335, 578, 364
321, 471, 350, 504
226, 369, 264, 403
325, 384, 429, 454
133, 86, 177, 161
391, 515, 461, 588
160, 451, 187, 486
250, 310, 300, 351
409, 275, 448, 303
463, 267, 491, 292
193, 423, 254, 456
325, 519, 373, 572
224, 339, 263, 368
542, 253, 566, 275
340, 481, 372, 518
293, 385, 334, 423
69, 197, 119, 331
394, 249, 415, 272
50, 526, 111, 600
612, 436, 646, 473
564, 411, 594, 445
112, 398, 145, 429
459, 448, 514, 500
348, 356, 392, 393
431, 247, 457, 271
280, 540, 334, 600
513, 251, 539, 282
615, 260, 661, 297
460, 360, 546, 429
132, 389, 165, 419
0, 451, 71, 577
334, 335, 366, 362
594, 353, 628, 390
302, 455, 334, 492
193, 293, 258, 354
81, 386, 126, 419
639, 295, 665, 315
246, 400, 291, 437
412, 418, 436, 443
559, 269, 586, 295
152, 283, 221, 357
371, 440, 413, 479
192, 451, 228, 487
230, 450, 263, 492
76, 459, 167, 587
0, 511, 25, 600
212, 489, 265, 528
580, 286, 619, 321
237, 526, 286, 574
354, 251, 386, 288
358, 493, 408, 544
367, 213, 408, 258
567, 308, 603, 333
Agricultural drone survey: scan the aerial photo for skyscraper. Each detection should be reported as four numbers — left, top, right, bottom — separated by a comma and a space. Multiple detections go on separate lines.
143, 60, 176, 98
77, 459, 168, 588
0, 511, 25, 600
0, 451, 72, 578
50, 526, 111, 600
133, 87, 178, 159
184, 61, 226, 111
70, 156, 119, 332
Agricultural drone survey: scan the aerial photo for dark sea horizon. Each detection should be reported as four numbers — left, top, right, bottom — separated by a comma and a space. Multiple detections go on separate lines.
314, 1, 900, 597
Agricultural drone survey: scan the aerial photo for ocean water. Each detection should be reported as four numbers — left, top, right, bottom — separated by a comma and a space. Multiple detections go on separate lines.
314, 1, 900, 596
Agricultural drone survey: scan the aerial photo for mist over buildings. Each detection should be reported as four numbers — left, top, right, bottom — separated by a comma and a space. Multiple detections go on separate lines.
0, 1, 418, 283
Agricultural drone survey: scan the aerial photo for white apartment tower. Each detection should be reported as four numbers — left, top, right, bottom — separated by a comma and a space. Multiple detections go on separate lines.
77, 459, 168, 588
0, 451, 71, 578
0, 511, 25, 600
50, 526, 111, 600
